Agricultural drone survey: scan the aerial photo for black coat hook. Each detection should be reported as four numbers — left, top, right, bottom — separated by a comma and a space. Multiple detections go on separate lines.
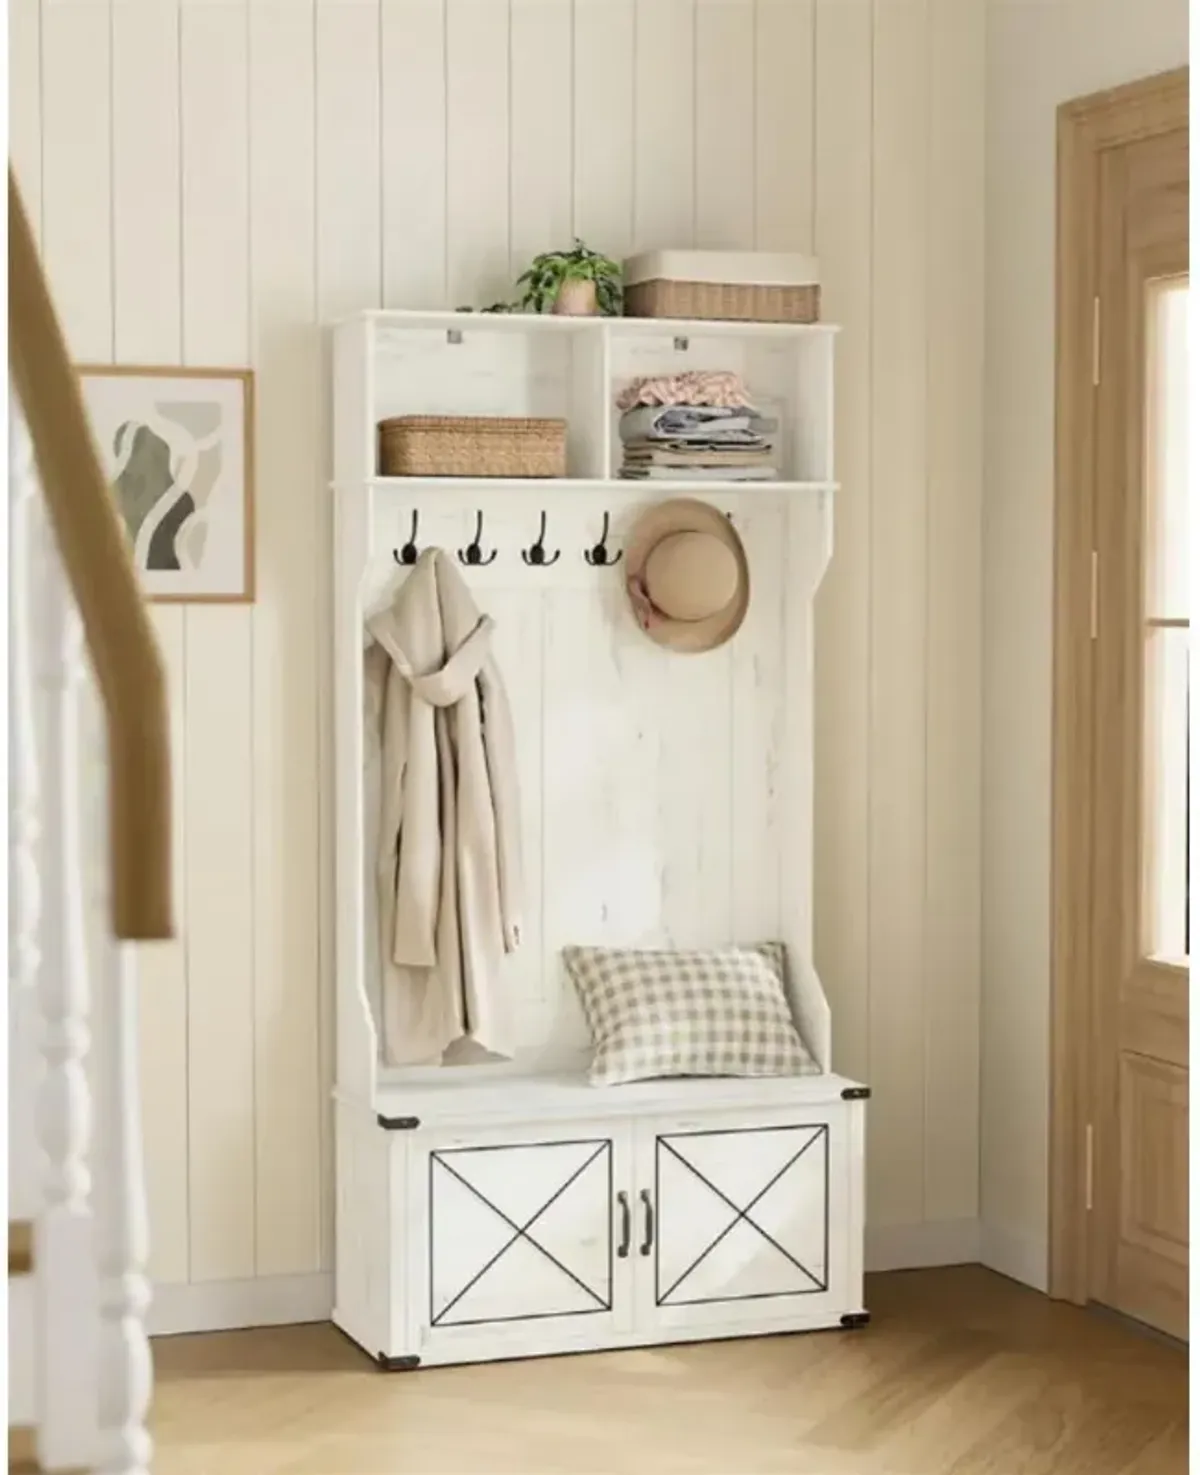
521, 510, 560, 567
457, 510, 498, 567
583, 511, 622, 567
393, 510, 420, 566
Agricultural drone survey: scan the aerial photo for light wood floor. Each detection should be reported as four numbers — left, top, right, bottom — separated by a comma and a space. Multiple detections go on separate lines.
151, 1267, 1188, 1474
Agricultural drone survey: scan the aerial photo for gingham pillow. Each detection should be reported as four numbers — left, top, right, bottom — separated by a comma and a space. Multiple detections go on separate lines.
562, 942, 820, 1087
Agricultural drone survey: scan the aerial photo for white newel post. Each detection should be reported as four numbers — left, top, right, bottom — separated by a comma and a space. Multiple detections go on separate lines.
93, 901, 153, 1473
31, 493, 100, 1470
10, 391, 153, 1470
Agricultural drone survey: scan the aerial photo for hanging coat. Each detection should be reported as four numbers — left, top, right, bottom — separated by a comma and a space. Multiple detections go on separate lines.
363, 548, 523, 1066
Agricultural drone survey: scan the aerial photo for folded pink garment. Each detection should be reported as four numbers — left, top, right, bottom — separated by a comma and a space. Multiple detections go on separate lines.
615, 369, 751, 412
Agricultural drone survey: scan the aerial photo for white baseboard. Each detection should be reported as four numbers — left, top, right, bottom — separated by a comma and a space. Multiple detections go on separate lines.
980, 1222, 1048, 1293
148, 1273, 333, 1337
147, 1222, 1008, 1337
866, 1218, 982, 1272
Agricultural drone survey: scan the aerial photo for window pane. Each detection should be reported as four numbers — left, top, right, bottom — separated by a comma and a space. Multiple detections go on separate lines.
1144, 276, 1188, 621
1144, 627, 1189, 962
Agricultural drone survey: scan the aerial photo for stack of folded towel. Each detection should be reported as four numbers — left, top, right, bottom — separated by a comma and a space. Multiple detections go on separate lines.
615, 370, 777, 482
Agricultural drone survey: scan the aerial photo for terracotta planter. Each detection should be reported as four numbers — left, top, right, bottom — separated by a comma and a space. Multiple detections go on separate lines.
553, 278, 598, 316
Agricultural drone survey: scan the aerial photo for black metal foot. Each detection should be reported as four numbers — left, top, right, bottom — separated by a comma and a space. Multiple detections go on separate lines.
840, 1311, 871, 1330
376, 1353, 422, 1371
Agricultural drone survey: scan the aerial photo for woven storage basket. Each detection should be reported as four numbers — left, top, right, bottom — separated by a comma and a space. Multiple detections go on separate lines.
624, 278, 820, 324
378, 415, 567, 478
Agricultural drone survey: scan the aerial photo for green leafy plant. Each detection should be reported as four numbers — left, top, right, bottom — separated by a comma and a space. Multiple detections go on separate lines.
516, 239, 623, 316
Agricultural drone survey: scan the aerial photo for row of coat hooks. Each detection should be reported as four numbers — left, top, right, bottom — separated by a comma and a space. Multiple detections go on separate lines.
392, 509, 623, 570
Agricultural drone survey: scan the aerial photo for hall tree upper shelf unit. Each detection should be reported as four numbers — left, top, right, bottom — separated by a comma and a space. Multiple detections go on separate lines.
331, 306, 845, 1109
332, 308, 839, 492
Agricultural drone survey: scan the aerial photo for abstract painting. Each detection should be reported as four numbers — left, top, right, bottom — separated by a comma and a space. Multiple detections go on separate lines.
79, 366, 255, 602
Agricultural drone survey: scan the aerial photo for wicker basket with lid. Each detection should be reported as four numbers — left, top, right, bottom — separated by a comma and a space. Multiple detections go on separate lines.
622, 250, 821, 324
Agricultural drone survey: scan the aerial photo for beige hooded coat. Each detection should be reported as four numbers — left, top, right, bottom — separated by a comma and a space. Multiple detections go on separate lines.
363, 549, 523, 1065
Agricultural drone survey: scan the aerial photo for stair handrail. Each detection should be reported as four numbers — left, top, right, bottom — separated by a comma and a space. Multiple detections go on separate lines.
8, 168, 173, 941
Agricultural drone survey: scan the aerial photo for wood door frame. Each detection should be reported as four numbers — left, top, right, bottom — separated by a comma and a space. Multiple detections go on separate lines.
1050, 66, 1188, 1304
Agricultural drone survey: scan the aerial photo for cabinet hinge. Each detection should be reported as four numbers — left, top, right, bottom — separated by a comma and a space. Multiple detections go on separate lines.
1092, 295, 1101, 386
376, 1113, 421, 1131
377, 1352, 421, 1371
841, 1085, 871, 1101
1090, 550, 1099, 641
1085, 1122, 1094, 1212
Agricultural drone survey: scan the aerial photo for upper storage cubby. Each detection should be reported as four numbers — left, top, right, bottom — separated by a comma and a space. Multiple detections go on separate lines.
605, 318, 836, 485
331, 311, 838, 491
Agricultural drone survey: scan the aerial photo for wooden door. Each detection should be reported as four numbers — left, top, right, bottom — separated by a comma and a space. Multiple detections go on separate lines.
417, 1124, 634, 1361
1090, 118, 1189, 1340
637, 1112, 852, 1336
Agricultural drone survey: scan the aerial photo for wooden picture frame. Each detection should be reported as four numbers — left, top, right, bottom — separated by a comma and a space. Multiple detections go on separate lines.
77, 364, 256, 604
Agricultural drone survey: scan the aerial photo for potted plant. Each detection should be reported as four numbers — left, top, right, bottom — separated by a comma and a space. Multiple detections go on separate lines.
516, 239, 622, 317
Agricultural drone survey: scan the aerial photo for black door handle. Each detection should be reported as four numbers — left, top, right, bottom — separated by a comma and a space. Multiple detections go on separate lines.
616, 1192, 631, 1259
639, 1189, 655, 1257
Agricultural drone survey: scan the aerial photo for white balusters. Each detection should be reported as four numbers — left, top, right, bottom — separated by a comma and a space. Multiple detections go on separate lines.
8, 389, 43, 1453
8, 389, 42, 1226
93, 920, 153, 1475
32, 500, 100, 1471
32, 507, 92, 1215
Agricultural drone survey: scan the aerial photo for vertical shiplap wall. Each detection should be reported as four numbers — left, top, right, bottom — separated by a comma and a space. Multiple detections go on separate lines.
9, 0, 985, 1320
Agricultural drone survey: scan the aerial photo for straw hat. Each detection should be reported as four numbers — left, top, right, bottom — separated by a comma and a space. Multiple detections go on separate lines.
624, 498, 750, 654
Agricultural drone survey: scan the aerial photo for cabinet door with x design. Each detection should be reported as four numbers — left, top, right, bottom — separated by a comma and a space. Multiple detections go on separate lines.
635, 1110, 848, 1337
413, 1121, 636, 1364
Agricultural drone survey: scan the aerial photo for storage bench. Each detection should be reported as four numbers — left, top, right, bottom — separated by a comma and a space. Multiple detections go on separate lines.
333, 1072, 868, 1370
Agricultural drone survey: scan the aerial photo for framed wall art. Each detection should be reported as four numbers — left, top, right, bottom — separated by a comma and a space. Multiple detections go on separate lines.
79, 365, 255, 603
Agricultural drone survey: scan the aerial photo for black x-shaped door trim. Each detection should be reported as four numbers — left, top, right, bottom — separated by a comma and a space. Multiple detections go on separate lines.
656, 1126, 829, 1306
430, 1141, 611, 1326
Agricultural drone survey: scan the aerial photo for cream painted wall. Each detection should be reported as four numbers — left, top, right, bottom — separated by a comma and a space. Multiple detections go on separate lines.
10, 0, 985, 1330
982, 0, 1188, 1290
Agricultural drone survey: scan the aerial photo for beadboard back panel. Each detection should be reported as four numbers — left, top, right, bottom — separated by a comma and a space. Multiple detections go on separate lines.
353, 483, 822, 1079
9, 0, 985, 1321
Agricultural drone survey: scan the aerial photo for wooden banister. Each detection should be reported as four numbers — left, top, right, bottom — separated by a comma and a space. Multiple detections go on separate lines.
8, 170, 173, 941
